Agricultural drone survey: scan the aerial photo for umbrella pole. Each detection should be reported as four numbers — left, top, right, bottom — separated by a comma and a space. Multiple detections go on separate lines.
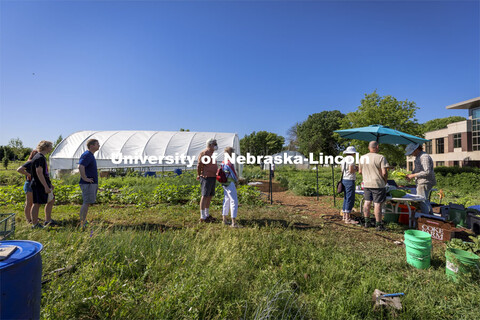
331, 164, 335, 207
316, 164, 319, 201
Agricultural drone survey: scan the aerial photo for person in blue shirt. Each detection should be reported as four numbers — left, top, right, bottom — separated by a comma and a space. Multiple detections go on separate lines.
79, 139, 100, 228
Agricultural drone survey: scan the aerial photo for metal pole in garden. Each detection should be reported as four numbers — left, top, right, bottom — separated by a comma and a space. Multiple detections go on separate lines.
331, 164, 336, 207
316, 164, 319, 201
269, 163, 273, 205
267, 164, 270, 202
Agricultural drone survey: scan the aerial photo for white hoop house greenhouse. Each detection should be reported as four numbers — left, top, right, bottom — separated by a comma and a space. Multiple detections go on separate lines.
50, 131, 241, 178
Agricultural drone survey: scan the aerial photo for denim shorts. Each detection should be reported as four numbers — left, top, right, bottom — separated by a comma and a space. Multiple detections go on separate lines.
23, 181, 33, 193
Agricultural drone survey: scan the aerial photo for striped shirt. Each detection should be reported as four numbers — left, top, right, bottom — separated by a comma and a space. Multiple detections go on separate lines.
413, 151, 436, 186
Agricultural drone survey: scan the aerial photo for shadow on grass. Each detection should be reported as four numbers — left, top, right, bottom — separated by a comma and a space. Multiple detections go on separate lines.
327, 220, 403, 243
53, 218, 182, 233
239, 218, 322, 231
109, 222, 183, 232
430, 257, 445, 270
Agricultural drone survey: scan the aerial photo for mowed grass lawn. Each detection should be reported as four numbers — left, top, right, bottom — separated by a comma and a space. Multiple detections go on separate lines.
5, 201, 480, 320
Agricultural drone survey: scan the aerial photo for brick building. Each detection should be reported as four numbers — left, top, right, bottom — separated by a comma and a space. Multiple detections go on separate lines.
407, 97, 480, 169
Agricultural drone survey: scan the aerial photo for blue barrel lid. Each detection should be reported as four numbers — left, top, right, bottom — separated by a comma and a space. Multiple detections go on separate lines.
0, 240, 43, 270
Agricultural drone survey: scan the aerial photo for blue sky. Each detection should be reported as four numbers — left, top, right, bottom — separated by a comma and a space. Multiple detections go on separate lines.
1, 0, 479, 148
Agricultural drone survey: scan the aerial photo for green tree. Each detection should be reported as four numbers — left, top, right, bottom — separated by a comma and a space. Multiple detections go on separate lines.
240, 131, 285, 156
0, 146, 13, 161
8, 138, 24, 161
53, 135, 63, 150
296, 110, 345, 159
340, 91, 421, 166
285, 123, 300, 151
421, 116, 466, 133
2, 156, 9, 170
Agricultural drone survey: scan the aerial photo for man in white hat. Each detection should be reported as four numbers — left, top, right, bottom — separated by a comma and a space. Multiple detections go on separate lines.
405, 143, 436, 214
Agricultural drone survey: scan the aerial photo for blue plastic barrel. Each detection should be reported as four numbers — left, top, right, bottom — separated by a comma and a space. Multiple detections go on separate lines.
0, 240, 43, 320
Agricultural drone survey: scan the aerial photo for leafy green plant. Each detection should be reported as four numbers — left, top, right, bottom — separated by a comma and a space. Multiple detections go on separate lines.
446, 236, 480, 256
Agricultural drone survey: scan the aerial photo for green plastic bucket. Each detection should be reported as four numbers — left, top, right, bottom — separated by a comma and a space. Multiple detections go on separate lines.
405, 230, 432, 242
404, 230, 432, 269
445, 248, 480, 282
383, 213, 399, 223
404, 239, 432, 269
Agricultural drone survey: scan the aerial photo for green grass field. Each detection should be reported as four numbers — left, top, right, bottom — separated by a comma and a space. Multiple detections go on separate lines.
2, 165, 480, 319
4, 201, 480, 320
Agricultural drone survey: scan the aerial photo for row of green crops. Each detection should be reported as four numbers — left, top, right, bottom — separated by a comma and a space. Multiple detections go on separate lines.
0, 171, 264, 208
269, 166, 480, 207
275, 167, 340, 197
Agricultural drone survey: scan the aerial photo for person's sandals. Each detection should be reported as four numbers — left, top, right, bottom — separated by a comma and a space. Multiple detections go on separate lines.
231, 223, 241, 228
345, 219, 359, 224
31, 223, 44, 229
222, 219, 231, 225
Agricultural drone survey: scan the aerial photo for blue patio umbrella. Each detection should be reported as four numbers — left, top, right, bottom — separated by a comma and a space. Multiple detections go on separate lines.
334, 125, 428, 145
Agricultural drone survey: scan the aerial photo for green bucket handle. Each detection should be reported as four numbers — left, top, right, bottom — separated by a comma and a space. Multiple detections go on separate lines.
407, 252, 430, 260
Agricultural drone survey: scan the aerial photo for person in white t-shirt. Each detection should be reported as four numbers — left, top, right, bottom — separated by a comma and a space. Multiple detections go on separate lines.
341, 146, 358, 224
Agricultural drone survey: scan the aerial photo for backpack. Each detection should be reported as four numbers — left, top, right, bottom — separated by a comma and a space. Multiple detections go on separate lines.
216, 167, 227, 183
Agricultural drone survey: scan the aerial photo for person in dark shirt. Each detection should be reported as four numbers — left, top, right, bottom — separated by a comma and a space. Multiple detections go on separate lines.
16, 150, 38, 224
78, 139, 100, 228
30, 140, 56, 228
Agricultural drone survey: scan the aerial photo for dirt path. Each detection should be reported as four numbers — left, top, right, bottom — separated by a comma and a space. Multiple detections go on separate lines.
252, 180, 406, 243
254, 180, 340, 219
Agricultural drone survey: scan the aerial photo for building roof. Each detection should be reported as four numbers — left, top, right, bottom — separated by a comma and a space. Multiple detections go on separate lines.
50, 130, 241, 172
446, 97, 480, 110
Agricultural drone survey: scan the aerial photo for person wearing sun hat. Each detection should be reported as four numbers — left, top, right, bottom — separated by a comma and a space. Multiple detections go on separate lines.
405, 143, 436, 214
340, 146, 359, 224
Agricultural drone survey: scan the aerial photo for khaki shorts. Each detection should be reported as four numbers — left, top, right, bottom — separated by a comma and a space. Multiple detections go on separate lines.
80, 183, 98, 204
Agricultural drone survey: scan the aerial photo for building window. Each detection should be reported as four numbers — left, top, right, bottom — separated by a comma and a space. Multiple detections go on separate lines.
436, 161, 445, 167
473, 108, 480, 119
425, 140, 432, 154
408, 162, 413, 171
453, 133, 462, 149
453, 161, 459, 167
436, 138, 444, 154
473, 107, 480, 151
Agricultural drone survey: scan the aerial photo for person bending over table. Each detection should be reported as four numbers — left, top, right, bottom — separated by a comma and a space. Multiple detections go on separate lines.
405, 143, 436, 215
